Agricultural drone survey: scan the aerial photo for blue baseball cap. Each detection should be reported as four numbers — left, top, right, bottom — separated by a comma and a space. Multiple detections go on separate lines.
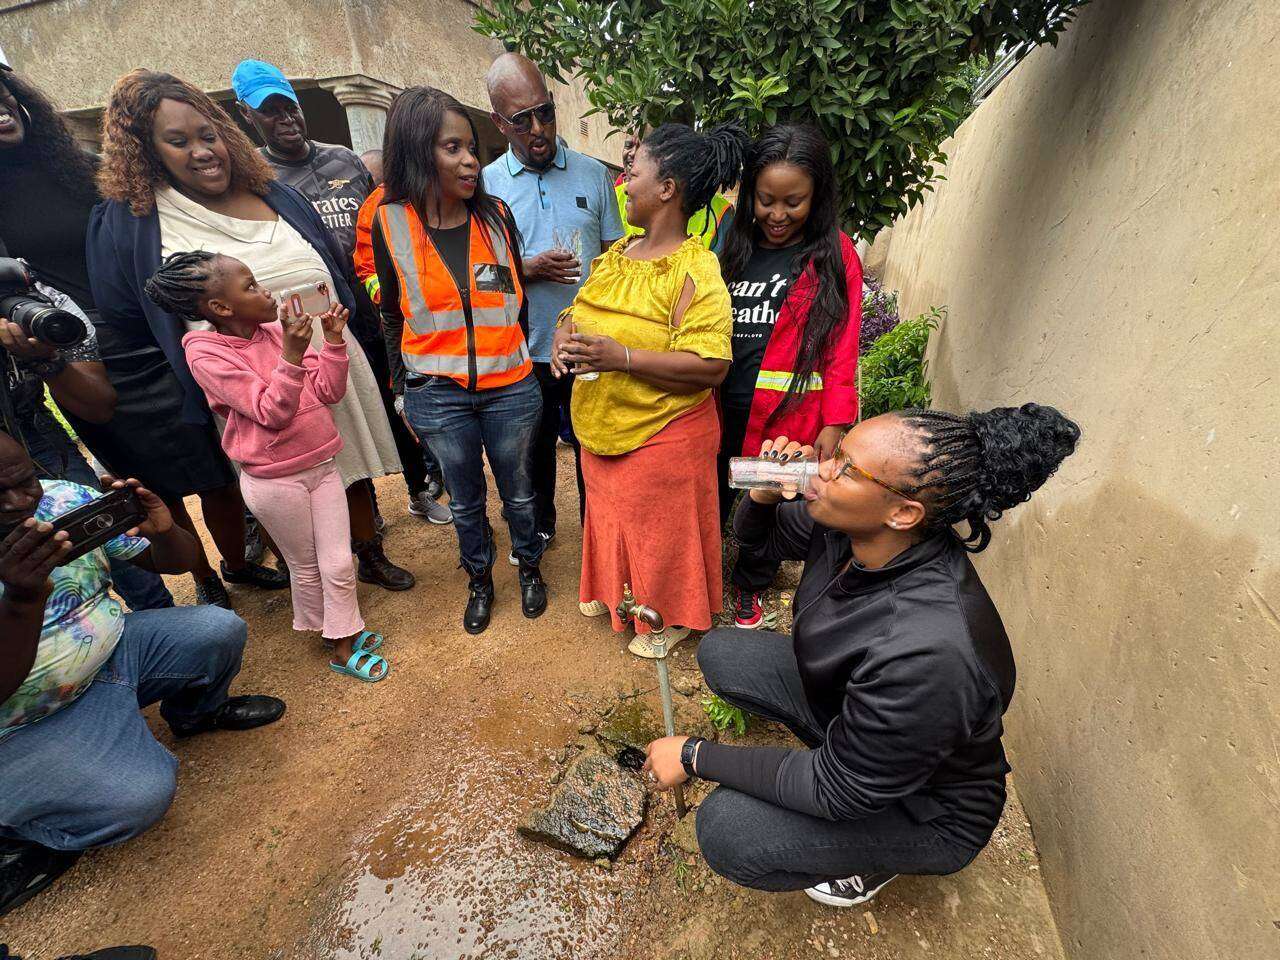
231, 59, 298, 109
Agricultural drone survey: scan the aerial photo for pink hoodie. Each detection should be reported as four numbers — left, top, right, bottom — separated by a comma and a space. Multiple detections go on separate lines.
182, 323, 349, 479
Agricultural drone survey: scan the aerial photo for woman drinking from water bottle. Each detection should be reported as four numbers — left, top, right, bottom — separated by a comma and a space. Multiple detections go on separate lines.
552, 123, 746, 658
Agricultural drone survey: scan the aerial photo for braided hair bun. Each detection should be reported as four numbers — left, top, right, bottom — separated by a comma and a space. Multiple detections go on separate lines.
643, 123, 748, 217
968, 404, 1081, 514
898, 403, 1080, 552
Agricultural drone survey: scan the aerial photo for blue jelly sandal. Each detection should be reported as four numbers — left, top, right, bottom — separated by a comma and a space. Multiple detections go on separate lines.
352, 630, 384, 653
329, 649, 390, 683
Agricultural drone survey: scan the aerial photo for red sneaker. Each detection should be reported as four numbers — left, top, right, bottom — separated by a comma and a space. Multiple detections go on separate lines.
733, 587, 767, 629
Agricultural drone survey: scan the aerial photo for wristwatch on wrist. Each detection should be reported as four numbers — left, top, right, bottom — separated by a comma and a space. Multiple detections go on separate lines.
393, 394, 406, 416
680, 736, 706, 778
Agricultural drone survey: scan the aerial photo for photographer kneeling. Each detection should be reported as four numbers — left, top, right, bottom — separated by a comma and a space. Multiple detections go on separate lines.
644, 404, 1079, 908
0, 430, 285, 915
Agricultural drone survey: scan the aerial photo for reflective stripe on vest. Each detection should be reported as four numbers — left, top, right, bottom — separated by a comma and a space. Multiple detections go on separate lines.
755, 369, 824, 392
378, 202, 531, 389
363, 273, 381, 303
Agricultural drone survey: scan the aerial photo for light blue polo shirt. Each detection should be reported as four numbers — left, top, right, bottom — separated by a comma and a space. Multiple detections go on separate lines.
483, 142, 625, 363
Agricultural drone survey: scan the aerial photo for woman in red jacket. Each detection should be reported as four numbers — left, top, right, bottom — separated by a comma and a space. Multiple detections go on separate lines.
717, 124, 862, 629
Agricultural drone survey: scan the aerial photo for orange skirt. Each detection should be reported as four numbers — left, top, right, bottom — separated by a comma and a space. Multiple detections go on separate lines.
579, 397, 723, 633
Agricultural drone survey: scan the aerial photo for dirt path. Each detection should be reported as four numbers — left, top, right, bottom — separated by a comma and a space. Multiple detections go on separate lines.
4, 451, 1063, 960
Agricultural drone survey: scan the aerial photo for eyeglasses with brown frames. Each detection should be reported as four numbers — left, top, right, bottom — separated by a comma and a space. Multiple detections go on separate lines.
829, 435, 917, 500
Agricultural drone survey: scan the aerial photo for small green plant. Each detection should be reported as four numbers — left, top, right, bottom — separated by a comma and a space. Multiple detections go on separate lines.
702, 694, 748, 737
672, 856, 691, 890
858, 307, 943, 419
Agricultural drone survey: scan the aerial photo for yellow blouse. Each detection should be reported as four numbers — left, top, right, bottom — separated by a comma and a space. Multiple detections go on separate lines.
569, 236, 732, 456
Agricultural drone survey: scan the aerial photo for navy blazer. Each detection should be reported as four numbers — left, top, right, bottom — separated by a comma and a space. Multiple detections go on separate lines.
86, 181, 358, 425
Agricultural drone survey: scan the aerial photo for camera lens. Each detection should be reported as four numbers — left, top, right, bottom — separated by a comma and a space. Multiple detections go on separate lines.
0, 296, 88, 348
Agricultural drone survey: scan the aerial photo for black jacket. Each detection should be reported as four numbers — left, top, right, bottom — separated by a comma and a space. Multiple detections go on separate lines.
697, 497, 1017, 851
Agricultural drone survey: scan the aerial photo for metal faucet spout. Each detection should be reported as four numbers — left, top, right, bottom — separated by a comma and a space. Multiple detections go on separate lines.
617, 583, 665, 632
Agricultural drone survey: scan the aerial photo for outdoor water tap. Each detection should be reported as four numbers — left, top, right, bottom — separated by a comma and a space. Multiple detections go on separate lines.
617, 583, 664, 633
615, 583, 687, 819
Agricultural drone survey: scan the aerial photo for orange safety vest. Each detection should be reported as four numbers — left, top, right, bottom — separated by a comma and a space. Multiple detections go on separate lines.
353, 186, 383, 304
375, 200, 531, 391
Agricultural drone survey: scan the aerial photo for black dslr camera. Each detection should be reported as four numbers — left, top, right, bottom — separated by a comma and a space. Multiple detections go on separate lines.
0, 256, 88, 349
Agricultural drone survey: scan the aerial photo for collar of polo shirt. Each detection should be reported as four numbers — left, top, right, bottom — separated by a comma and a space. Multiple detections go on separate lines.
505, 138, 568, 176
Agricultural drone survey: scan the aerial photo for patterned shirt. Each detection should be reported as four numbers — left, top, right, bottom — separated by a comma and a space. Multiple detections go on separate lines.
0, 480, 149, 737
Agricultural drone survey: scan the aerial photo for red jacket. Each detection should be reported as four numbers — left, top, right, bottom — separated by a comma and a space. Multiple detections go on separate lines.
739, 231, 862, 457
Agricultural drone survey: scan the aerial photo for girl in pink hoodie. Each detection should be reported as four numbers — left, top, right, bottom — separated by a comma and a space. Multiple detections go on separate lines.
146, 251, 389, 682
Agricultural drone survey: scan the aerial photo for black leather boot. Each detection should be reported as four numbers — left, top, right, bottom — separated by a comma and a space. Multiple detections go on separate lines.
464, 568, 495, 634
518, 560, 548, 619
354, 534, 416, 591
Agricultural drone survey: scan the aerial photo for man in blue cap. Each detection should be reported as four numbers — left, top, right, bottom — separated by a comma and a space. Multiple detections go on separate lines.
231, 59, 452, 526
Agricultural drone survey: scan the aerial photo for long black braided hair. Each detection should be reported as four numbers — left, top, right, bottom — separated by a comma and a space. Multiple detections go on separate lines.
144, 250, 223, 323
720, 124, 847, 420
641, 123, 748, 219
895, 403, 1081, 552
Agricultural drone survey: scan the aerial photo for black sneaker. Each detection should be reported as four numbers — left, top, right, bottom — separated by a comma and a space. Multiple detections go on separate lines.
804, 872, 898, 908
0, 839, 83, 917
243, 514, 265, 564
220, 560, 290, 590
56, 948, 158, 960
193, 574, 232, 609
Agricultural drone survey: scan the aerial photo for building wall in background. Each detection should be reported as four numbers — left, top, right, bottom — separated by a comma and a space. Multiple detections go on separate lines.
877, 2, 1278, 958
0, 0, 619, 162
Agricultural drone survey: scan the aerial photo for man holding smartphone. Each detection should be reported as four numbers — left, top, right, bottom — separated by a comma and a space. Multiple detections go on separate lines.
0, 431, 286, 916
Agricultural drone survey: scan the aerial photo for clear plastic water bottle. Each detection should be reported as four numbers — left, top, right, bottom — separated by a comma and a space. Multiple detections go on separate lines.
728, 457, 820, 494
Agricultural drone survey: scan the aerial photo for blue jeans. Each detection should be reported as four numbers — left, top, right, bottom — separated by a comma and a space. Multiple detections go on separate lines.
403, 373, 543, 575
0, 605, 247, 851
21, 410, 175, 611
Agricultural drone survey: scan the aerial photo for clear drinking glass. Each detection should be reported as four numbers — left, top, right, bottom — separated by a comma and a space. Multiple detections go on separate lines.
728, 457, 820, 494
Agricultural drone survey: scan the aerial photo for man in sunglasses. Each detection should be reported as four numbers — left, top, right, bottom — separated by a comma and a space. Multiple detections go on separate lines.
483, 53, 624, 550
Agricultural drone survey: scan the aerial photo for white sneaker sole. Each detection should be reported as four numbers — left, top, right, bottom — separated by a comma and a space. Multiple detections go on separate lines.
803, 876, 896, 908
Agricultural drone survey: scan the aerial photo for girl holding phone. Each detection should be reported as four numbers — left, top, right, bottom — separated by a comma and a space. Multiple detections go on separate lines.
148, 250, 389, 682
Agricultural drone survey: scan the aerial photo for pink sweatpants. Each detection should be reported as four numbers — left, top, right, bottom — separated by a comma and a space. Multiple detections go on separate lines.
239, 460, 364, 640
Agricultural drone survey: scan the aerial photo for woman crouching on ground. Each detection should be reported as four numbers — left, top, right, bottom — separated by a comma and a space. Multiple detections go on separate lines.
551, 124, 746, 658
643, 404, 1080, 906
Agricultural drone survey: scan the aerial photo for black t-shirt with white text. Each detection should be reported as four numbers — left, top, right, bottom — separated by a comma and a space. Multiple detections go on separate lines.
261, 142, 376, 260
722, 243, 799, 408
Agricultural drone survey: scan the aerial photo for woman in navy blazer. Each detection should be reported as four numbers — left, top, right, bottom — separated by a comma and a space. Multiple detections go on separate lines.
87, 69, 409, 606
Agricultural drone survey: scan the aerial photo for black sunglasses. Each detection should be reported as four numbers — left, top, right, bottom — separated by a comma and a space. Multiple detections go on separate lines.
495, 100, 555, 135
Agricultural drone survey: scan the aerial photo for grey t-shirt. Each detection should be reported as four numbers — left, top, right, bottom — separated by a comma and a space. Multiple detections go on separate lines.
260, 141, 376, 259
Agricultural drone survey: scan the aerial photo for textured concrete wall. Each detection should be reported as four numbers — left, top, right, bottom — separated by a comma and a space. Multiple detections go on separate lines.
878, 3, 1279, 959
0, 0, 618, 161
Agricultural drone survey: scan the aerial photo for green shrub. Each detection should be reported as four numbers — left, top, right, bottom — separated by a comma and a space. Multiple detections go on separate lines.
858, 307, 942, 419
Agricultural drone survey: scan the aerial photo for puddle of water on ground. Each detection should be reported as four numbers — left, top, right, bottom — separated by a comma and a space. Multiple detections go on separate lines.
301, 705, 632, 960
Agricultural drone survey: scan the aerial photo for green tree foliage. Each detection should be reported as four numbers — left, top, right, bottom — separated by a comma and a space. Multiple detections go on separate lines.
474, 0, 1089, 238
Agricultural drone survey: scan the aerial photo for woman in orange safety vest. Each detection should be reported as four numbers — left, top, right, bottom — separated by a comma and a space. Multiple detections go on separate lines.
370, 87, 548, 635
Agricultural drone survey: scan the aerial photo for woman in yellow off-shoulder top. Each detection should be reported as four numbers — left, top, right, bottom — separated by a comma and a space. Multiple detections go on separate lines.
551, 123, 747, 658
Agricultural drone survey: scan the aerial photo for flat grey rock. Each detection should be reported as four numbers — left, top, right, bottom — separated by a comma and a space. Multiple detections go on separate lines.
518, 752, 647, 860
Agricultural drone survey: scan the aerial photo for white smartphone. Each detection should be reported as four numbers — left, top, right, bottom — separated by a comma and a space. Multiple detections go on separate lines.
277, 282, 332, 319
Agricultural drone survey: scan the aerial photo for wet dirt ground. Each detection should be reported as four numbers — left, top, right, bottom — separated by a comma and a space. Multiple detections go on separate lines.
4, 450, 1064, 959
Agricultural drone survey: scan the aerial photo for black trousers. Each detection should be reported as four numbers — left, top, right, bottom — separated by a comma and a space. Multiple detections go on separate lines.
693, 628, 981, 891
532, 362, 584, 536
718, 402, 783, 593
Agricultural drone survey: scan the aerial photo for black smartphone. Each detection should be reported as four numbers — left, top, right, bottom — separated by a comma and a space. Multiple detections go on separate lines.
52, 487, 146, 564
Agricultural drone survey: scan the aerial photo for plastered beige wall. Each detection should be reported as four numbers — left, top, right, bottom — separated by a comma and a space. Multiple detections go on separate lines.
0, 0, 619, 161
878, 2, 1279, 958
